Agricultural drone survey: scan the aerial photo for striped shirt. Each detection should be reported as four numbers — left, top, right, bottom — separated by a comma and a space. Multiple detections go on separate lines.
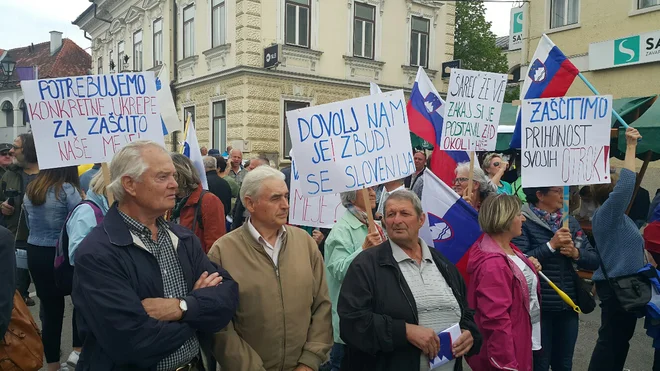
391, 239, 461, 371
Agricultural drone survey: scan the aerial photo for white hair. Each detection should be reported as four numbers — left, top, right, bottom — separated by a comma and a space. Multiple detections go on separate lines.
455, 162, 497, 196
107, 141, 167, 202
240, 165, 285, 202
203, 156, 217, 171
340, 191, 358, 207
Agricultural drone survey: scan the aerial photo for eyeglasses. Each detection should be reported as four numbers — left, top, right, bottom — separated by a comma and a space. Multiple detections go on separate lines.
0, 152, 10, 157
12, 145, 22, 150
547, 188, 563, 194
453, 177, 470, 185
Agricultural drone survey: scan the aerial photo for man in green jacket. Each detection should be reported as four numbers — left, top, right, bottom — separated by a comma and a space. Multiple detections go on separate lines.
323, 187, 383, 370
0, 134, 39, 306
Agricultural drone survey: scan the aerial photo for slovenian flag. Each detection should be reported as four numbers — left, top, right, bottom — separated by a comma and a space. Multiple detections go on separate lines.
406, 66, 469, 186
156, 64, 184, 135
182, 117, 209, 190
419, 170, 481, 281
510, 34, 579, 148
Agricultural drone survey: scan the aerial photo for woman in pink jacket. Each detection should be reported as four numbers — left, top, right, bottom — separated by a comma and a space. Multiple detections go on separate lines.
466, 194, 542, 371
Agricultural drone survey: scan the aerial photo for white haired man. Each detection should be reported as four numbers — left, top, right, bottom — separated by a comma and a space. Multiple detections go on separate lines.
71, 141, 238, 370
208, 166, 333, 371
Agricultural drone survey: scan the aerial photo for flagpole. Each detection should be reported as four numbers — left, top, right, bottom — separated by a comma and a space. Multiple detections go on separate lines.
179, 115, 192, 154
562, 186, 570, 229
577, 73, 630, 129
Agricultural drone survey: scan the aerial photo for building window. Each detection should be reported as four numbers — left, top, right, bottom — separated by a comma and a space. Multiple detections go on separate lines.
19, 100, 27, 126
284, 101, 309, 158
639, 0, 660, 8
1, 101, 14, 128
285, 0, 310, 48
97, 57, 103, 75
183, 5, 195, 58
109, 50, 114, 72
212, 0, 226, 47
353, 2, 375, 59
550, 0, 579, 29
184, 106, 196, 127
410, 17, 429, 68
133, 30, 143, 71
212, 101, 227, 151
153, 18, 163, 66
117, 41, 125, 71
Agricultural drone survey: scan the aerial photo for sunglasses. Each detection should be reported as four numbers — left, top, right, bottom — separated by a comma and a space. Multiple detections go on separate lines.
0, 152, 10, 157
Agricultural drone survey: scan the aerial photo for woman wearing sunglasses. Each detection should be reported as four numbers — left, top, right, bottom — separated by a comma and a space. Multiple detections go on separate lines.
482, 153, 513, 195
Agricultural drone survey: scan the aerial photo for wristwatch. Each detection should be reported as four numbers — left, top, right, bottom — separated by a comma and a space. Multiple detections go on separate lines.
178, 298, 188, 320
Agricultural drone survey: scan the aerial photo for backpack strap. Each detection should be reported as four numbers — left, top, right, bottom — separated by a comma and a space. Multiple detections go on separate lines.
191, 190, 207, 233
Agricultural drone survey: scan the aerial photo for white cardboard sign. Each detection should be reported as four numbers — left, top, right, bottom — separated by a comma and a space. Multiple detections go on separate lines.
286, 90, 414, 196
441, 68, 507, 152
21, 72, 165, 169
521, 95, 612, 187
288, 159, 346, 228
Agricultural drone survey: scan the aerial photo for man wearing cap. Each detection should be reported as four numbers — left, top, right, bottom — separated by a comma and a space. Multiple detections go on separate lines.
0, 143, 12, 179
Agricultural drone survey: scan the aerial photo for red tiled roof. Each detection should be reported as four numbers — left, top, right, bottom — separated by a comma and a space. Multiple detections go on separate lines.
2, 38, 91, 88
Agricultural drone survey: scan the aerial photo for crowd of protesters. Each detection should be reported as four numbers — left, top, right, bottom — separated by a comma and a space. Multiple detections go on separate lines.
1, 127, 659, 371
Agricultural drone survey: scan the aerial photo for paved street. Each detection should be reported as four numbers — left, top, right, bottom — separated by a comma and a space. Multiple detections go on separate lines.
27, 290, 655, 371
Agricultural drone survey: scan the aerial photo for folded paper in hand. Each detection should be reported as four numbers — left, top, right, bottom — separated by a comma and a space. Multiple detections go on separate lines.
430, 323, 461, 369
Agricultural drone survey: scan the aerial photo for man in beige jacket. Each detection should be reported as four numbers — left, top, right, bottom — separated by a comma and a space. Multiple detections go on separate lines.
208, 166, 333, 371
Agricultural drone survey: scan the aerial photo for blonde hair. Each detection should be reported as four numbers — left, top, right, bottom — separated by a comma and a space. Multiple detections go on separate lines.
89, 169, 108, 197
478, 194, 522, 234
482, 153, 503, 173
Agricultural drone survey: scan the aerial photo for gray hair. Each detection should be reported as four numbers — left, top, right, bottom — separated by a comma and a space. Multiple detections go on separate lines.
455, 162, 497, 197
383, 189, 423, 219
203, 156, 217, 171
171, 153, 200, 193
240, 165, 285, 201
107, 141, 166, 202
340, 191, 358, 207
230, 148, 243, 157
482, 153, 504, 172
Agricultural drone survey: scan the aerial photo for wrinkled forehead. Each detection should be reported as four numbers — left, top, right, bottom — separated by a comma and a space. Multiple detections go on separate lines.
143, 148, 174, 174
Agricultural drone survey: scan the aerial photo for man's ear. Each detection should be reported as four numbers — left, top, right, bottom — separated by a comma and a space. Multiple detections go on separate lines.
122, 176, 138, 198
244, 196, 256, 213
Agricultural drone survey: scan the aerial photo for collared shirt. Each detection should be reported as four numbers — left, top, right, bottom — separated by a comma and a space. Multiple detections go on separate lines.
228, 167, 247, 187
246, 218, 286, 266
391, 239, 461, 371
377, 184, 407, 215
118, 210, 200, 371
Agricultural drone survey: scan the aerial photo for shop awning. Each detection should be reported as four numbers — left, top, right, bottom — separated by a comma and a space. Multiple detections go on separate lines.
616, 95, 660, 160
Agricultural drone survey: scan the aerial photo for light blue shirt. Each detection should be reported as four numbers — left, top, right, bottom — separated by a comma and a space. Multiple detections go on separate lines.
66, 190, 109, 265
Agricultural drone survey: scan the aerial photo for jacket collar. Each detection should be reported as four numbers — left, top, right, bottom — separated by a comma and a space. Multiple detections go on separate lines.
184, 186, 204, 207
344, 211, 366, 230
376, 239, 449, 272
103, 204, 195, 247
521, 203, 553, 232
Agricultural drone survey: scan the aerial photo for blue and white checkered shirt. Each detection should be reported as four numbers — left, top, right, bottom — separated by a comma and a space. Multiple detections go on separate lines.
119, 211, 199, 371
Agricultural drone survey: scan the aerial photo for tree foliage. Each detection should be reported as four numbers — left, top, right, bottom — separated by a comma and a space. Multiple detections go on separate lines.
454, 1, 508, 74
504, 84, 520, 103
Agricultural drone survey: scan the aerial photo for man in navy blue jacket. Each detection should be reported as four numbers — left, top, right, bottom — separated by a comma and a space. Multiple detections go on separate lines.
72, 141, 239, 371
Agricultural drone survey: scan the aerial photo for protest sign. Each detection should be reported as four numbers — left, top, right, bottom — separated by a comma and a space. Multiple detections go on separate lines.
286, 90, 414, 196
21, 72, 164, 169
289, 159, 346, 228
521, 95, 612, 188
441, 68, 507, 152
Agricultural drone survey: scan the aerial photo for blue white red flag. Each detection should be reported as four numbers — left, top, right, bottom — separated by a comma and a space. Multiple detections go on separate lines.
645, 203, 660, 255
419, 170, 481, 281
182, 117, 209, 190
510, 34, 579, 148
406, 66, 469, 185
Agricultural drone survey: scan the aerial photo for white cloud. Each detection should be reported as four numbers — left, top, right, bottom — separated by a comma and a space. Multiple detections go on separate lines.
485, 1, 519, 37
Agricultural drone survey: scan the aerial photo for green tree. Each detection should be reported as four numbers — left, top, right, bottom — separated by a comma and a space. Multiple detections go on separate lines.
504, 84, 520, 103
454, 1, 508, 74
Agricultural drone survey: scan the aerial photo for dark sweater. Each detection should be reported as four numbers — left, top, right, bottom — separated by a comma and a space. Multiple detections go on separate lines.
512, 204, 599, 312
205, 171, 232, 217
592, 169, 645, 280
